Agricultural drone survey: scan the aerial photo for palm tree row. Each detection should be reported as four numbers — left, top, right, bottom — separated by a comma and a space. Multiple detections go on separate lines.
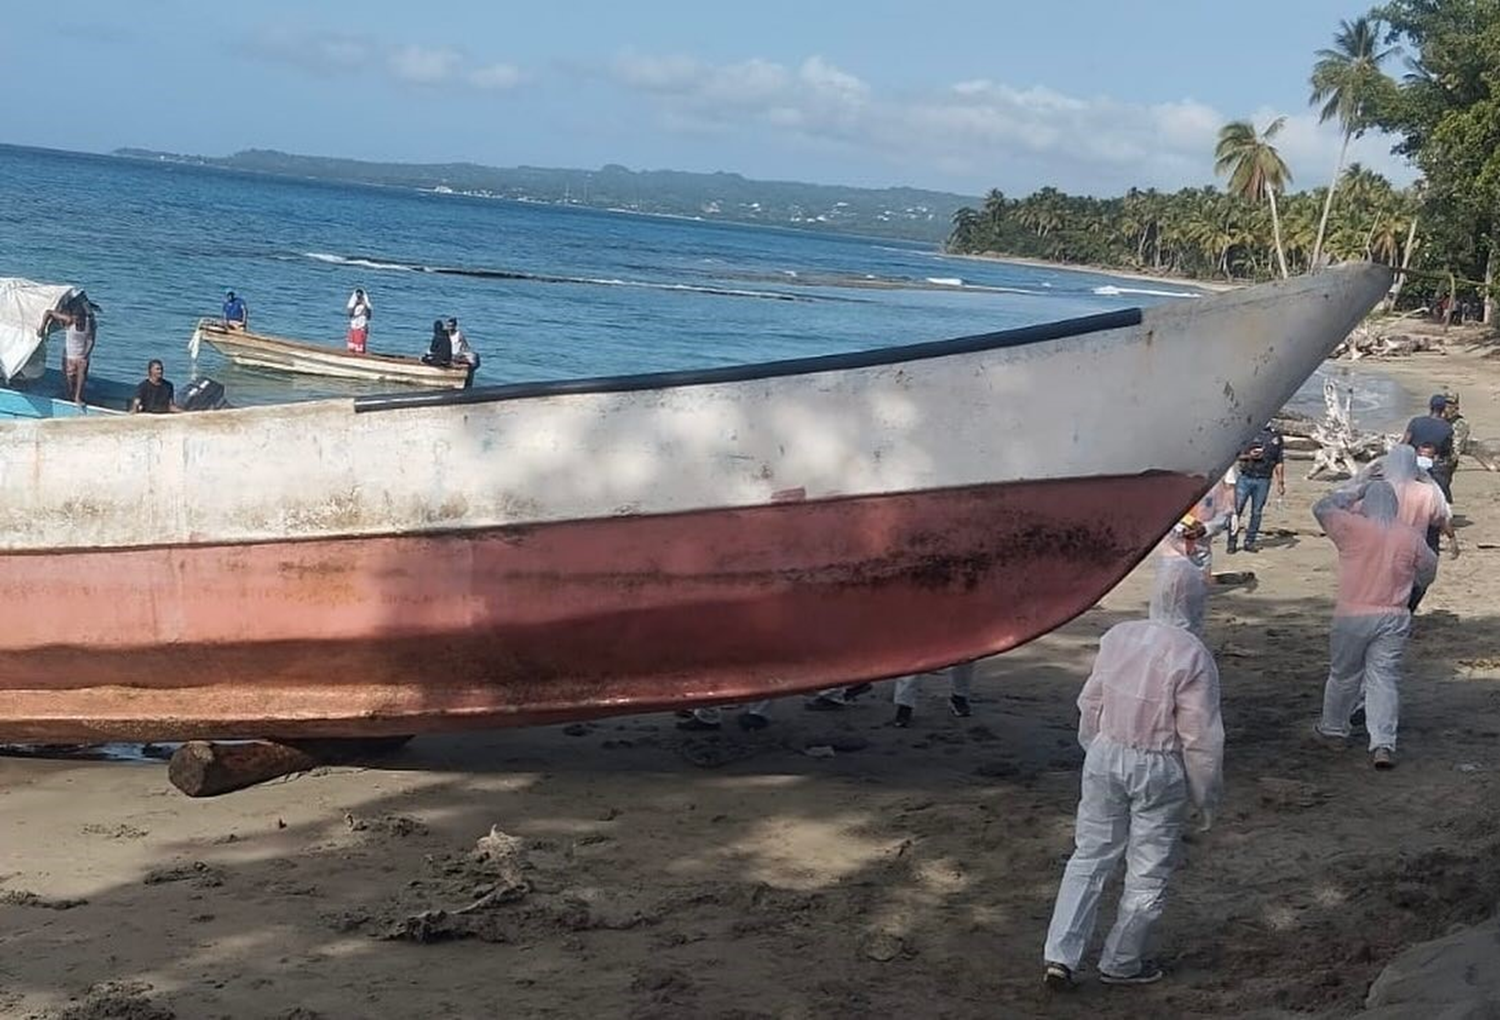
949, 14, 1418, 289
946, 165, 1418, 283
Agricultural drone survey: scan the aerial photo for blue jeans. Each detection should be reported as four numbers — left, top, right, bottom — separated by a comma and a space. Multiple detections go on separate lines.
1234, 475, 1272, 546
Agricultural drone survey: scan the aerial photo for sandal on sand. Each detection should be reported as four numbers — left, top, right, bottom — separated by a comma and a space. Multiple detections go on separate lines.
1099, 962, 1164, 986
1042, 961, 1074, 991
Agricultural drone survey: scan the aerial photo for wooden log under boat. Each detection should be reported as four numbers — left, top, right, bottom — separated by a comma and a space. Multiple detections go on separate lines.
192, 319, 472, 388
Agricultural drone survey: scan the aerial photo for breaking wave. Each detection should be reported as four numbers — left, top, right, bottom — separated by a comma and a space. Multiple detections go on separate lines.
302, 252, 810, 301
305, 252, 417, 272
1092, 284, 1200, 299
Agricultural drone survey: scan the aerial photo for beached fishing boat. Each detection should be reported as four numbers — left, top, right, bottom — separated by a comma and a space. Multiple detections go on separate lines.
191, 319, 473, 388
1, 265, 1390, 743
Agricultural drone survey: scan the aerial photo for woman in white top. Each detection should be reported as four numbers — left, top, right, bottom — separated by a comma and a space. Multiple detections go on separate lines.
346, 288, 372, 354
38, 295, 97, 405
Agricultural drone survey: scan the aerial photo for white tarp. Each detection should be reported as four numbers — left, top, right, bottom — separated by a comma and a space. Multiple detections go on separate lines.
0, 278, 78, 381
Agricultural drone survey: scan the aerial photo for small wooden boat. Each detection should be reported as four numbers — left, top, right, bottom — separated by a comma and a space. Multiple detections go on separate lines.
191, 319, 473, 388
1, 265, 1390, 743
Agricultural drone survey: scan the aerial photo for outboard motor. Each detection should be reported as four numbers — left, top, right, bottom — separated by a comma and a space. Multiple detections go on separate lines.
179, 377, 229, 411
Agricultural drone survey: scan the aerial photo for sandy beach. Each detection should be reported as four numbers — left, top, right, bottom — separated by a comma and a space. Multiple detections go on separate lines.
949, 252, 1241, 293
2, 339, 1497, 1019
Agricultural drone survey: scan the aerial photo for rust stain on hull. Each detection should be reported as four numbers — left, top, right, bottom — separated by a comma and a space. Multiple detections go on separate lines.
0, 473, 1202, 742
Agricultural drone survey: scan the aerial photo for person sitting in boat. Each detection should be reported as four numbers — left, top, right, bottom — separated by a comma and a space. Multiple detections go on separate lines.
221, 289, 249, 330
130, 359, 180, 414
421, 319, 452, 367
346, 288, 372, 355
37, 293, 97, 406
447, 317, 480, 371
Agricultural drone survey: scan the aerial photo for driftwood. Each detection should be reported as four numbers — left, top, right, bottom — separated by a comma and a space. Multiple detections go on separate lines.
167, 736, 412, 797
1274, 379, 1395, 481
1332, 323, 1441, 360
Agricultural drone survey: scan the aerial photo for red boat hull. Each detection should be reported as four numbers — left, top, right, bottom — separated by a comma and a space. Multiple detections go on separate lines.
0, 472, 1202, 741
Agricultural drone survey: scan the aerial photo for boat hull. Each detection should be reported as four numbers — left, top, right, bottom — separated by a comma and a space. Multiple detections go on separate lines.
194, 321, 471, 388
0, 472, 1199, 741
0, 265, 1393, 742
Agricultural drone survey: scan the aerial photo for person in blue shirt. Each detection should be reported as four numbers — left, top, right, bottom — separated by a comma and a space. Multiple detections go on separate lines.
222, 290, 248, 329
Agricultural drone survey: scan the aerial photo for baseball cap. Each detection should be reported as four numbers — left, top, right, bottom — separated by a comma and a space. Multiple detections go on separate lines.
1429, 393, 1448, 411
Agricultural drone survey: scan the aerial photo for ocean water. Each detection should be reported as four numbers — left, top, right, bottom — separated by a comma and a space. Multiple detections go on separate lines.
0, 143, 1389, 419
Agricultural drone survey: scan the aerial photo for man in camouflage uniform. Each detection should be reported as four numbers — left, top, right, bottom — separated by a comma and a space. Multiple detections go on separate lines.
1442, 392, 1470, 500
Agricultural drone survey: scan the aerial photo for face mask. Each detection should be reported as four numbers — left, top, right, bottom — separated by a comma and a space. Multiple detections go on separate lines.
1416, 455, 1434, 470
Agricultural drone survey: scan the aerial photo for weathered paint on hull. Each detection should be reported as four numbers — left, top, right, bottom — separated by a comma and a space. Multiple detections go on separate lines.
0, 472, 1201, 742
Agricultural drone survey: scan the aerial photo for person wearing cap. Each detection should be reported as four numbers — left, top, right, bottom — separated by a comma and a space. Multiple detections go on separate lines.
1401, 395, 1455, 501
1229, 423, 1284, 553
1439, 392, 1469, 500
222, 290, 249, 330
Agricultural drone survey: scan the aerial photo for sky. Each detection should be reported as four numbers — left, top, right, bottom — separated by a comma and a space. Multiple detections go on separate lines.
0, 0, 1416, 198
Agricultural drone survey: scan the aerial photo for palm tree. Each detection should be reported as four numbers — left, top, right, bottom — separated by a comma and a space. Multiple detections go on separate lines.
1308, 16, 1396, 267
949, 206, 982, 250
1215, 118, 1294, 278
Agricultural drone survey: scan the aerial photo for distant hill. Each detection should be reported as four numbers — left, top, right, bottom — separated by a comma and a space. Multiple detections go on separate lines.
113, 148, 974, 244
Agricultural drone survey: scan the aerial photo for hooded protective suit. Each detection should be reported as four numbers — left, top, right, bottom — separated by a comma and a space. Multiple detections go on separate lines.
1042, 606, 1223, 979
1313, 481, 1438, 753
1150, 485, 1234, 640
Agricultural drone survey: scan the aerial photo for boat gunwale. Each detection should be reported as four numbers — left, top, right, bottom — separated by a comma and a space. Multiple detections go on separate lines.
354, 306, 1145, 413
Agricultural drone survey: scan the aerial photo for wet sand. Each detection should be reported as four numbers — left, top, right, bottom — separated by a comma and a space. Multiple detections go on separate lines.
2, 338, 1498, 1019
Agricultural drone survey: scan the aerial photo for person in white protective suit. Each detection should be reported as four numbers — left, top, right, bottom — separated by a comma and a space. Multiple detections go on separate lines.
1311, 480, 1438, 769
1150, 481, 1234, 640
1041, 605, 1223, 990
891, 662, 973, 727
1358, 444, 1457, 611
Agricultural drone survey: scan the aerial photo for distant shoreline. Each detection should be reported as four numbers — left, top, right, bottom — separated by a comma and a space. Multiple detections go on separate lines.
949, 251, 1239, 293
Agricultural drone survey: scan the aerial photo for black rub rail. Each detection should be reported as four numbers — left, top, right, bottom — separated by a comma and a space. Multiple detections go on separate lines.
354, 306, 1143, 414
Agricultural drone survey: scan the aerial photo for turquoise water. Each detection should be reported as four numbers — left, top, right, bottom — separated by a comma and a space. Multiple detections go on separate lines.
0, 144, 1208, 402
0, 143, 1394, 418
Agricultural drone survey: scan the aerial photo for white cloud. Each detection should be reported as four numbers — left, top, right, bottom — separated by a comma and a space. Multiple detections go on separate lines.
389, 46, 462, 86
468, 63, 523, 90
604, 51, 1416, 195
249, 27, 522, 94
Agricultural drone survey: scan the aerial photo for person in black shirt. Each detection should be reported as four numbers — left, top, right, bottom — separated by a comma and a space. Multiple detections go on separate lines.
130, 359, 179, 414
421, 319, 452, 367
1402, 394, 1455, 500
1229, 424, 1284, 553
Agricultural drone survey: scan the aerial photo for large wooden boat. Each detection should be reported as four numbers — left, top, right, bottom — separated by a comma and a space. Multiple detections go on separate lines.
1, 265, 1390, 742
192, 319, 473, 388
